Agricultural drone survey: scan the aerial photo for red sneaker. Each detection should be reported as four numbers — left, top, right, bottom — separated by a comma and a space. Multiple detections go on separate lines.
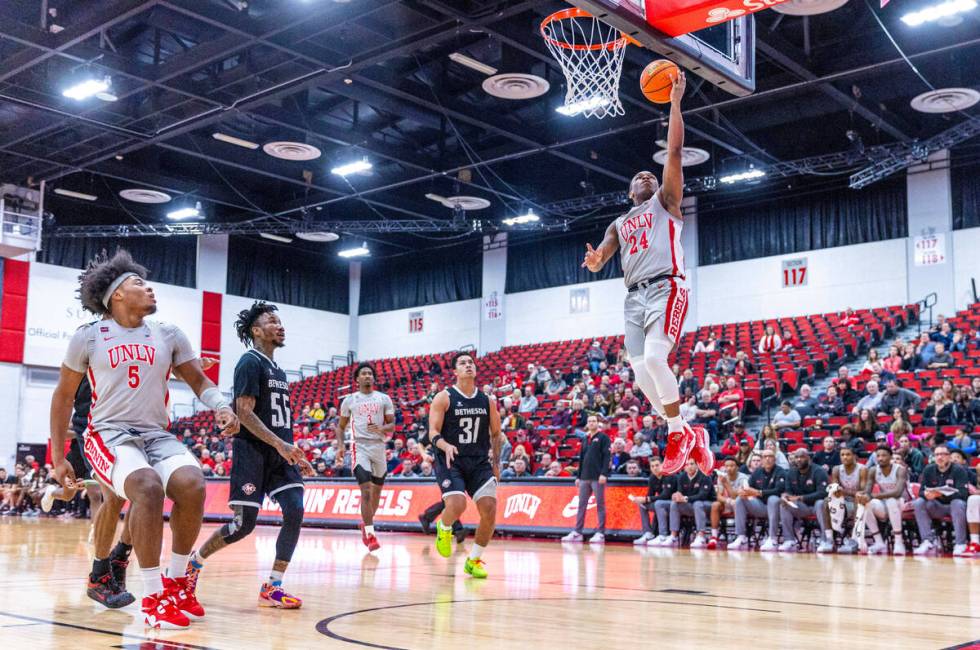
661, 426, 696, 475
163, 575, 205, 620
688, 424, 715, 475
962, 542, 980, 557
142, 590, 190, 629
706, 536, 718, 550
360, 523, 381, 552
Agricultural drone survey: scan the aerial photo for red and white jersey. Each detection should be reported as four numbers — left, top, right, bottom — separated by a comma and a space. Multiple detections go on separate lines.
63, 319, 197, 435
615, 192, 684, 287
340, 390, 394, 443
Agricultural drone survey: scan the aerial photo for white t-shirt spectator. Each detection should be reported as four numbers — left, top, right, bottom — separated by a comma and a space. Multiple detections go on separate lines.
772, 406, 801, 430
519, 393, 539, 414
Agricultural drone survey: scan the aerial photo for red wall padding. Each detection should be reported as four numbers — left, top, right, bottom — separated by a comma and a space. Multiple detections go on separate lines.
201, 291, 222, 383
0, 259, 30, 363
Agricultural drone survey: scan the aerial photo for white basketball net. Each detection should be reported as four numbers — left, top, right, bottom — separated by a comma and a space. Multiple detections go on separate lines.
542, 11, 628, 119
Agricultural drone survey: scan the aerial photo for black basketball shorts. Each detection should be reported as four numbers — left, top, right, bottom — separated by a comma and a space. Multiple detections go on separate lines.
434, 455, 497, 501
228, 436, 304, 508
66, 436, 93, 481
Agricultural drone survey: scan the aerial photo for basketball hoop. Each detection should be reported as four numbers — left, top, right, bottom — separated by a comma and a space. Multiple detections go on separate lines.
541, 8, 633, 119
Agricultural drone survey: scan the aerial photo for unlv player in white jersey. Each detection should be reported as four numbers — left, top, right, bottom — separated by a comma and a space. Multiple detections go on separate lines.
582, 71, 711, 476
49, 250, 239, 629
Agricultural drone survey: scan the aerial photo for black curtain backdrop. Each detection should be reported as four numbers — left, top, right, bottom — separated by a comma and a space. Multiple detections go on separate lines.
697, 177, 908, 265
226, 236, 349, 313
952, 154, 980, 230
506, 223, 623, 294
359, 241, 482, 314
38, 235, 197, 288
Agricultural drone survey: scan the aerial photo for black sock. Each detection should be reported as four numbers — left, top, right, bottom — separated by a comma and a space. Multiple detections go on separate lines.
110, 541, 132, 560
92, 557, 110, 577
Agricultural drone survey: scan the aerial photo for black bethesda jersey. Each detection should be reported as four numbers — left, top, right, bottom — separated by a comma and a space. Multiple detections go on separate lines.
233, 349, 292, 445
437, 386, 491, 458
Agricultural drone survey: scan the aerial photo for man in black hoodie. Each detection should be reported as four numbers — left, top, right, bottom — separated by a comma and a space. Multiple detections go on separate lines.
729, 449, 786, 550
778, 449, 832, 553
629, 457, 674, 545
562, 415, 611, 544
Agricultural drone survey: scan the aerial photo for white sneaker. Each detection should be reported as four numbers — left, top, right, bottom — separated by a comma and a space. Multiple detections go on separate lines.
662, 536, 680, 548
892, 540, 906, 555
778, 540, 798, 552
633, 532, 654, 546
727, 535, 748, 551
953, 543, 968, 557
913, 539, 935, 556
647, 535, 669, 547
759, 538, 778, 552
838, 539, 858, 555
867, 540, 888, 555
690, 534, 707, 549
816, 540, 835, 554
41, 484, 58, 513
561, 531, 584, 543
589, 532, 605, 545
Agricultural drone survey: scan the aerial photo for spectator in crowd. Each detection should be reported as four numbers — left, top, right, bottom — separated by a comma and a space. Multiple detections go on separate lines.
772, 401, 802, 431
610, 438, 631, 473
629, 432, 654, 462
709, 458, 749, 549
835, 378, 860, 406
630, 457, 674, 545
742, 451, 763, 476
691, 389, 720, 445
912, 444, 970, 555
532, 365, 552, 394
502, 458, 531, 479
619, 387, 642, 412
324, 406, 339, 429
914, 332, 937, 369
298, 405, 314, 425
693, 333, 718, 354
677, 369, 699, 398
734, 440, 753, 469
882, 345, 903, 375
622, 460, 644, 478
861, 349, 881, 374
310, 402, 326, 421
860, 445, 908, 555
879, 379, 921, 416
950, 329, 968, 353
952, 388, 977, 426
923, 389, 954, 427
930, 321, 954, 348
680, 394, 699, 422
815, 385, 845, 417
509, 444, 532, 473
840, 308, 861, 329
717, 377, 744, 420
314, 458, 330, 476
886, 409, 914, 447
754, 424, 777, 451
397, 458, 419, 477
720, 423, 755, 458
928, 343, 954, 370
562, 415, 611, 544
650, 458, 713, 548
792, 385, 818, 418
854, 409, 881, 442
853, 381, 884, 415
544, 373, 567, 397
569, 400, 588, 436
729, 449, 786, 550
586, 341, 605, 375
518, 385, 539, 415
781, 328, 800, 351
637, 415, 658, 447
562, 364, 582, 387
733, 351, 756, 375
714, 350, 737, 375
948, 428, 977, 457
951, 449, 977, 485
757, 325, 782, 353
813, 436, 841, 473
779, 449, 833, 553
533, 453, 554, 476
896, 434, 926, 480
764, 438, 789, 470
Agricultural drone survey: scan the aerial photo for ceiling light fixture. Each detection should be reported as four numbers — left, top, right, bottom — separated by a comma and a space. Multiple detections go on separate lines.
448, 52, 499, 76
556, 97, 610, 117
901, 0, 976, 25
260, 233, 293, 243
212, 133, 260, 149
62, 75, 113, 101
53, 188, 98, 201
502, 210, 540, 226
166, 201, 202, 220
719, 169, 766, 184
338, 243, 370, 258
331, 159, 372, 176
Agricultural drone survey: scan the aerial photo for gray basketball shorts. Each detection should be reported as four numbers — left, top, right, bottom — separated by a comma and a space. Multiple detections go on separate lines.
352, 439, 388, 479
84, 428, 198, 500
624, 277, 690, 358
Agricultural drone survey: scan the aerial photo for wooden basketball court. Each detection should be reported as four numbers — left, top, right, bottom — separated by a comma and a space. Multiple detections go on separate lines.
1, 519, 978, 649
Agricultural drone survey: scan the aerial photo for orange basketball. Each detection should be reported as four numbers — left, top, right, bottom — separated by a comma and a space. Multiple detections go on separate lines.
641, 59, 679, 104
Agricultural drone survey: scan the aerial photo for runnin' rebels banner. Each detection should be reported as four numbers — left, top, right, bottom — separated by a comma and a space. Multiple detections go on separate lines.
184, 479, 650, 536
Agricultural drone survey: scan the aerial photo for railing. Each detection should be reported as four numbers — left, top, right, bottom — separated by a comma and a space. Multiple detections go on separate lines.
916, 292, 939, 335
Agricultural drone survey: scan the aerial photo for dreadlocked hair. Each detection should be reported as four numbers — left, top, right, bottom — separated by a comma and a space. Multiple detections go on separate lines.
77, 249, 148, 315
235, 301, 279, 347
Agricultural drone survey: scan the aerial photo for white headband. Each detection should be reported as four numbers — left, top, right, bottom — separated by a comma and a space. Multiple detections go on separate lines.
101, 272, 139, 309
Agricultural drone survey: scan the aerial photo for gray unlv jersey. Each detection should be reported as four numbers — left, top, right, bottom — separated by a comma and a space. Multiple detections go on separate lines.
340, 390, 395, 443
615, 193, 685, 287
63, 318, 197, 436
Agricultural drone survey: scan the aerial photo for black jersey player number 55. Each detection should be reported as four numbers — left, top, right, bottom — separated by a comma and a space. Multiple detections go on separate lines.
271, 393, 291, 428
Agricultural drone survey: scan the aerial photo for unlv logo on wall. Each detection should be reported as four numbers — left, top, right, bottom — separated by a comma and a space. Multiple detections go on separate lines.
504, 493, 542, 520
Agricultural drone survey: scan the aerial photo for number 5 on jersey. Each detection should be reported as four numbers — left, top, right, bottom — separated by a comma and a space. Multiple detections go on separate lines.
271, 392, 291, 428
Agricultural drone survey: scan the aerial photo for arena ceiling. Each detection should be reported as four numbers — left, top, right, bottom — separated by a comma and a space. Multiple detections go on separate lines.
0, 0, 977, 254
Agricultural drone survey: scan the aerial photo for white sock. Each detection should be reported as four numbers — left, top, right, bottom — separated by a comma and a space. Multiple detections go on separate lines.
711, 528, 719, 537
365, 524, 375, 535
873, 533, 883, 544
168, 552, 189, 579
666, 415, 683, 432
269, 569, 285, 585
971, 533, 979, 544
141, 567, 163, 598
468, 544, 486, 561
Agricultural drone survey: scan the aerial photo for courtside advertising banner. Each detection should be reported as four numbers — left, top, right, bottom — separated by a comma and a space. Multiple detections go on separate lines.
187, 479, 650, 536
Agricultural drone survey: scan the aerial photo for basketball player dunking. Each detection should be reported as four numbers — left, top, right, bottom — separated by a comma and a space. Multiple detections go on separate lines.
582, 71, 712, 475
187, 301, 314, 609
49, 250, 239, 629
337, 362, 396, 552
428, 352, 503, 578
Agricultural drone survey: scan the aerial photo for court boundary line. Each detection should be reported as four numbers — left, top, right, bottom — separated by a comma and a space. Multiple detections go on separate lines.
315, 596, 779, 649
0, 610, 219, 649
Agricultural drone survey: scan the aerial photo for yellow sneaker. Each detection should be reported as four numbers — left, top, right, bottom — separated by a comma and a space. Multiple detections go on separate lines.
435, 520, 453, 558
464, 558, 488, 579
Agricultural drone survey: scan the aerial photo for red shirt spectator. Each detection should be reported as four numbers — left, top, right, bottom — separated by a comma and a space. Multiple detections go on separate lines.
781, 329, 800, 350
717, 378, 745, 415
720, 425, 755, 457
840, 308, 861, 328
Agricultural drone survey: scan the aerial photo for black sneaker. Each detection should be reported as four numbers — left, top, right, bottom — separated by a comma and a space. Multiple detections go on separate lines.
418, 514, 433, 535
86, 572, 135, 609
110, 555, 130, 590
453, 523, 466, 545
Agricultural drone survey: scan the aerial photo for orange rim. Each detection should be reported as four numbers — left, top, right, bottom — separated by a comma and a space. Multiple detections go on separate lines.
540, 7, 631, 52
